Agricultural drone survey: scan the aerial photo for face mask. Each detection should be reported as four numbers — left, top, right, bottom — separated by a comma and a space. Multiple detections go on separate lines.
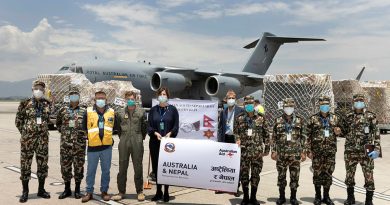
33, 89, 44, 99
69, 94, 80, 102
284, 107, 294, 115
223, 104, 228, 109
245, 104, 254, 112
320, 104, 330, 113
158, 95, 168, 103
354, 101, 365, 109
227, 99, 236, 107
96, 99, 106, 108
127, 99, 136, 107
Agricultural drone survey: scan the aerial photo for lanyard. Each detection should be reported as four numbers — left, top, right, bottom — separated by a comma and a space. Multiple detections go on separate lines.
245, 116, 254, 128
320, 114, 330, 129
68, 107, 79, 120
284, 115, 295, 133
227, 108, 234, 124
159, 106, 169, 122
32, 98, 43, 117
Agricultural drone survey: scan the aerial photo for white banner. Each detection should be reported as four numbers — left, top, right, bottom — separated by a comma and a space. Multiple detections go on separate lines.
152, 99, 218, 141
157, 138, 240, 192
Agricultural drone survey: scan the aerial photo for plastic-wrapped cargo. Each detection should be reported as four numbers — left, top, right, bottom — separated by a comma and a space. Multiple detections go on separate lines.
360, 81, 390, 126
332, 80, 365, 122
263, 74, 334, 124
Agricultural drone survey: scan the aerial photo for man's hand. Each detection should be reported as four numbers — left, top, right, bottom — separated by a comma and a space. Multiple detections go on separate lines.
301, 152, 306, 162
236, 140, 241, 146
155, 132, 162, 140
334, 127, 342, 135
271, 152, 277, 161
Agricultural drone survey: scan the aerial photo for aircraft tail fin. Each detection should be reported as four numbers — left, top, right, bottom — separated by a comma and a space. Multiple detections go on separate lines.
356, 66, 365, 81
242, 32, 325, 75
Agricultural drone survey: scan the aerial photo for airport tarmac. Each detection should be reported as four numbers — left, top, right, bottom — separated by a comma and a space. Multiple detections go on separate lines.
0, 101, 389, 205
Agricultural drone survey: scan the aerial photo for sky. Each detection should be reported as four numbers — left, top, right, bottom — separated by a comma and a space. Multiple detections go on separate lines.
0, 0, 390, 82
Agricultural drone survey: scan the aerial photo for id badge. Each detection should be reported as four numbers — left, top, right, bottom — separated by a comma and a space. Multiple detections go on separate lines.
36, 117, 42, 125
364, 126, 370, 134
287, 133, 292, 141
324, 129, 330, 137
99, 121, 104, 129
124, 114, 129, 119
247, 129, 253, 136
160, 122, 165, 130
69, 120, 75, 128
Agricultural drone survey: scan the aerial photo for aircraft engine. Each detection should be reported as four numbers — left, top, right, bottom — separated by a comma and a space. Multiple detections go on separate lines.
150, 72, 189, 92
205, 75, 241, 98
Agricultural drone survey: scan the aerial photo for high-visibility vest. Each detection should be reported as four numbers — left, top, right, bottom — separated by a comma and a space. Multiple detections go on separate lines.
86, 107, 115, 147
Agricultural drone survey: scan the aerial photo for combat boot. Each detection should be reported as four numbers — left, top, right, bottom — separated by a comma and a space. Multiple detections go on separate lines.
313, 185, 321, 205
344, 187, 355, 205
249, 186, 259, 205
58, 181, 72, 199
290, 189, 299, 205
37, 178, 50, 198
241, 186, 249, 205
74, 181, 82, 199
322, 187, 335, 205
365, 190, 374, 205
19, 180, 29, 203
276, 187, 286, 205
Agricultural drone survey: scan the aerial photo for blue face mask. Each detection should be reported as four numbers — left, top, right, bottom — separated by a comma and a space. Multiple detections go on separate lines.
127, 99, 136, 107
320, 104, 330, 113
69, 94, 80, 102
223, 104, 228, 109
354, 101, 365, 109
245, 104, 254, 112
96, 99, 106, 108
158, 95, 168, 103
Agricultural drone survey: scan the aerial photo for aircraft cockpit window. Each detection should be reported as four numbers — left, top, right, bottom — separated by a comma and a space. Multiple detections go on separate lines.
59, 66, 69, 71
75, 66, 83, 73
69, 67, 75, 72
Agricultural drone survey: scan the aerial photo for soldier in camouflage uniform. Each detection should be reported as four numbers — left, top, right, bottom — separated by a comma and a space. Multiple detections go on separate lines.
343, 94, 381, 205
306, 96, 343, 205
15, 80, 51, 203
234, 96, 270, 205
112, 91, 147, 202
56, 87, 87, 199
271, 98, 306, 205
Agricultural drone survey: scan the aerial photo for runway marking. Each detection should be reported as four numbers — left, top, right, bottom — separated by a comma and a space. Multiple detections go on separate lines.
4, 166, 37, 179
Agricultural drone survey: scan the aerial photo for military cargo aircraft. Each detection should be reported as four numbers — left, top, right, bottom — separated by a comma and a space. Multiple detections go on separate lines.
56, 32, 325, 107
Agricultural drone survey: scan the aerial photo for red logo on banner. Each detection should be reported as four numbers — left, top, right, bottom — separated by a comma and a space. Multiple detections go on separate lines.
203, 129, 215, 139
203, 115, 214, 128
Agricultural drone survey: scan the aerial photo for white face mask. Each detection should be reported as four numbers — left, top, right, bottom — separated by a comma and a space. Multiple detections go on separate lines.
33, 89, 44, 99
227, 99, 236, 107
284, 107, 294, 115
158, 95, 168, 103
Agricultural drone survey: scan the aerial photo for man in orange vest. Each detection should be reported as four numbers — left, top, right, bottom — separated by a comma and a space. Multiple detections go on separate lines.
81, 89, 118, 203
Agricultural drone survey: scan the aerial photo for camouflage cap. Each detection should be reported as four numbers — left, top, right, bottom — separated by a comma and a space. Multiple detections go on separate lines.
68, 87, 80, 94
318, 95, 331, 104
244, 95, 255, 104
32, 80, 45, 88
353, 93, 365, 101
283, 98, 295, 107
94, 88, 106, 94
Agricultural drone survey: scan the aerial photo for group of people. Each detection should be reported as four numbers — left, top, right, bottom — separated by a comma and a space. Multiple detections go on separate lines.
15, 81, 179, 203
15, 80, 381, 205
218, 90, 381, 205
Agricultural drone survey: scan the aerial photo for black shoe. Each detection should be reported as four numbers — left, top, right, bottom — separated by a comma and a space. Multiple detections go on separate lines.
152, 185, 163, 201
240, 187, 249, 205
344, 187, 355, 205
276, 187, 286, 205
37, 178, 50, 199
290, 189, 298, 205
19, 180, 29, 203
249, 186, 260, 205
314, 185, 321, 205
163, 185, 170, 202
322, 187, 335, 205
58, 181, 72, 199
365, 190, 374, 205
74, 181, 82, 199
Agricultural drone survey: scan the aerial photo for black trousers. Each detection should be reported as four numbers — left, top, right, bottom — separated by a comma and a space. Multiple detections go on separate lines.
149, 139, 169, 192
